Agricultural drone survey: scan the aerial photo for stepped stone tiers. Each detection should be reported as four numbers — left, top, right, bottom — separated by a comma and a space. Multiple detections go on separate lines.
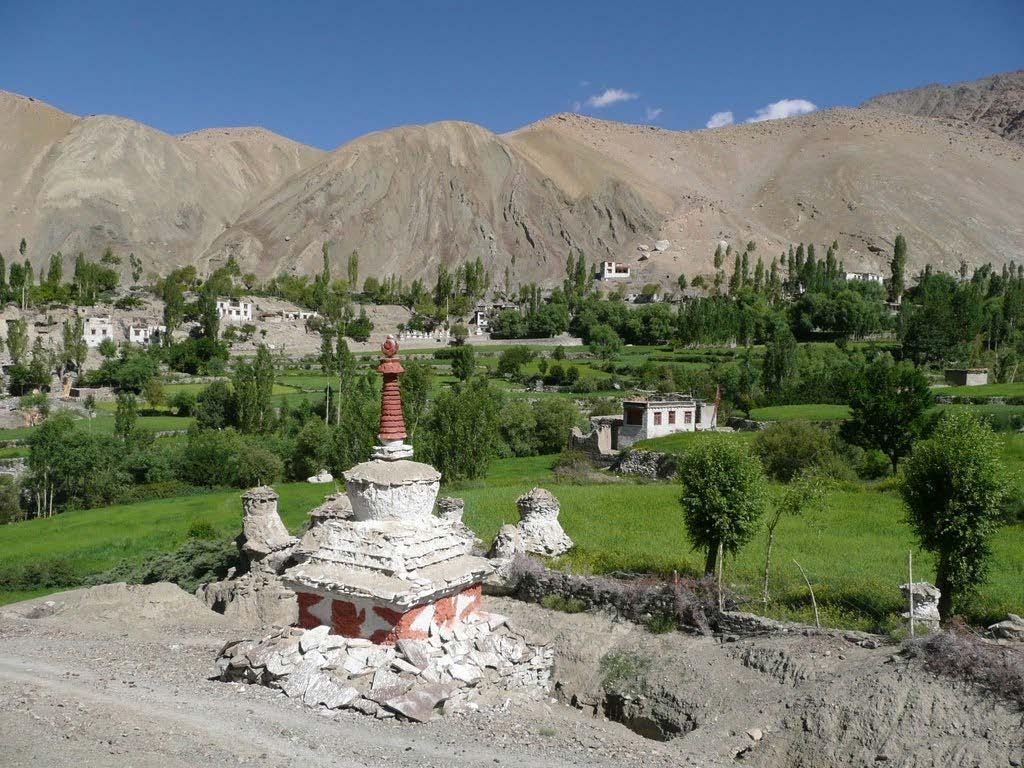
282, 335, 492, 644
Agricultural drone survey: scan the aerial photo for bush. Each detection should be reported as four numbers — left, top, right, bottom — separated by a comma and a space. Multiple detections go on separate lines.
169, 389, 198, 417
752, 420, 838, 482
903, 625, 1024, 709
84, 538, 241, 594
498, 399, 537, 457
532, 398, 580, 454
856, 449, 892, 480
0, 558, 78, 591
0, 476, 22, 524
187, 519, 218, 540
176, 428, 283, 488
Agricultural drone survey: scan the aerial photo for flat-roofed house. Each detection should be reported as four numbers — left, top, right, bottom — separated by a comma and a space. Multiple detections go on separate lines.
598, 261, 631, 280
128, 323, 167, 345
618, 394, 718, 447
216, 297, 254, 323
84, 317, 115, 348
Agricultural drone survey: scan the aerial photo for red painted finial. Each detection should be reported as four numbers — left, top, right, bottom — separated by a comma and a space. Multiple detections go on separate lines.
377, 335, 407, 443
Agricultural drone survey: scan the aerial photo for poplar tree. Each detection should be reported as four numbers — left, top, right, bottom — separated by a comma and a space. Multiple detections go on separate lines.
890, 234, 907, 302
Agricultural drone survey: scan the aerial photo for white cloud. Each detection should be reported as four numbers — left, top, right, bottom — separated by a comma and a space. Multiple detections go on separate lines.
746, 98, 817, 123
705, 110, 734, 129
586, 88, 638, 108
645, 106, 663, 121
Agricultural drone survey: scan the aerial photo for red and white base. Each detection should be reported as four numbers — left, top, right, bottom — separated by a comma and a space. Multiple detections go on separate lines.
295, 585, 483, 645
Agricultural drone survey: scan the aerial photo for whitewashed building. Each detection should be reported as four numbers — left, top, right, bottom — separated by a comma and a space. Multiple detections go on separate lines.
128, 323, 167, 345
844, 271, 884, 285
598, 261, 631, 280
84, 317, 115, 348
617, 395, 718, 447
216, 297, 254, 323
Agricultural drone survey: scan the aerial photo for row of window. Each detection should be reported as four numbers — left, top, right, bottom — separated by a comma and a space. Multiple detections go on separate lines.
652, 410, 693, 426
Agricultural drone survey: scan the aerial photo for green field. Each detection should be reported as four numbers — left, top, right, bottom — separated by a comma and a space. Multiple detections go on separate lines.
0, 413, 193, 442
749, 404, 852, 421
937, 382, 1024, 398
2, 441, 1022, 631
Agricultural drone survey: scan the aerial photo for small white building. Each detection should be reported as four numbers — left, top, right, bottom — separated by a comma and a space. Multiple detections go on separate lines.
598, 261, 631, 280
844, 271, 884, 285
84, 317, 115, 348
127, 323, 167, 345
617, 395, 717, 447
282, 309, 318, 321
216, 297, 254, 324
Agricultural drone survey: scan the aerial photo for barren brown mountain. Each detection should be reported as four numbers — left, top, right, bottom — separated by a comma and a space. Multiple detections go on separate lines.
2, 74, 1024, 287
862, 70, 1024, 146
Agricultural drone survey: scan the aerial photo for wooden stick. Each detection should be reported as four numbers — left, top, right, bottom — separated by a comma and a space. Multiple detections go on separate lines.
793, 559, 819, 629
908, 550, 915, 638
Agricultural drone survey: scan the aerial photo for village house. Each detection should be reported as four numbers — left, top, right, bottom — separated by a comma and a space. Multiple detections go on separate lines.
83, 316, 115, 348
471, 300, 517, 335
597, 261, 630, 280
216, 297, 254, 324
844, 271, 884, 285
127, 322, 166, 345
571, 393, 719, 457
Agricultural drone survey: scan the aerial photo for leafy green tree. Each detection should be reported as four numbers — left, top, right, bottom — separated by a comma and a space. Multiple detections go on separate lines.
678, 439, 767, 575
5, 318, 28, 366
114, 391, 138, 440
46, 253, 63, 286
761, 318, 796, 398
890, 234, 906, 303
450, 345, 476, 381
142, 377, 165, 411
195, 380, 233, 430
841, 357, 931, 473
61, 316, 88, 380
400, 360, 433, 442
532, 398, 579, 455
421, 377, 503, 481
900, 412, 1007, 621
450, 323, 468, 344
761, 472, 824, 606
497, 346, 533, 380
497, 399, 537, 457
752, 421, 835, 482
232, 345, 275, 433
347, 250, 359, 292
588, 323, 622, 360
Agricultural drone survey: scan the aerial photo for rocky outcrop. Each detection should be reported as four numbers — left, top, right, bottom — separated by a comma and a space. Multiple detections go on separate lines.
515, 488, 573, 557
216, 608, 552, 721
988, 613, 1024, 643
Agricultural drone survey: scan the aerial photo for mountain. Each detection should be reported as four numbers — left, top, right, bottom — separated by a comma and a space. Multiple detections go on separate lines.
2, 74, 1024, 287
862, 70, 1024, 146
0, 91, 322, 274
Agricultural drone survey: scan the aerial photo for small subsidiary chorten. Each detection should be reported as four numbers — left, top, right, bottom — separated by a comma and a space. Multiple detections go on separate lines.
282, 335, 491, 644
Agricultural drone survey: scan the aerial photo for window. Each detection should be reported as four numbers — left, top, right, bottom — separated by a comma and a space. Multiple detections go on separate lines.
653, 412, 662, 426
684, 411, 692, 424
668, 411, 676, 425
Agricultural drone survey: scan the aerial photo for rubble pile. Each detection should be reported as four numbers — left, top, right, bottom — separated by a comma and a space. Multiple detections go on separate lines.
216, 609, 552, 721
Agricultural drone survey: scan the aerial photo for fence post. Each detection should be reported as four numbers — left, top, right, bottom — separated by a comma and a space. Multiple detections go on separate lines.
908, 550, 915, 638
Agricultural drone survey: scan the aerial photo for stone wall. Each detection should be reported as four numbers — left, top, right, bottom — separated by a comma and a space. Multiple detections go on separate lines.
727, 416, 769, 431
612, 449, 678, 479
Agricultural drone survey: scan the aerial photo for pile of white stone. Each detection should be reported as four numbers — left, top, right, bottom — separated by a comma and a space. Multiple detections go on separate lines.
216, 609, 552, 722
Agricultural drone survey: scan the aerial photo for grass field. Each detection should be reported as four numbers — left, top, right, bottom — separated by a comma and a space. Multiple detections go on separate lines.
749, 404, 852, 421
2, 441, 1021, 631
937, 382, 1024, 398
0, 413, 193, 442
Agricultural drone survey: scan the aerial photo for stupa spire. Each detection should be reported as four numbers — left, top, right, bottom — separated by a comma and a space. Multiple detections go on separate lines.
372, 335, 412, 460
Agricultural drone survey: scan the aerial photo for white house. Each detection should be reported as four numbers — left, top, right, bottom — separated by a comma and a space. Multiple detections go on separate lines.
617, 395, 718, 447
216, 297, 254, 323
84, 317, 115, 348
127, 323, 167, 345
282, 309, 318, 321
844, 271, 884, 285
598, 261, 630, 280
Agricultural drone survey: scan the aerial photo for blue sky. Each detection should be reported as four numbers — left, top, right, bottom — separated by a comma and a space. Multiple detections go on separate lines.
2, 0, 1021, 150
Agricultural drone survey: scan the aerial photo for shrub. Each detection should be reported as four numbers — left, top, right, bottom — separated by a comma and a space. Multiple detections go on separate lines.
0, 558, 78, 591
0, 476, 22, 524
186, 519, 218, 540
752, 420, 837, 482
903, 625, 1024, 709
539, 594, 587, 613
532, 398, 579, 455
85, 538, 240, 594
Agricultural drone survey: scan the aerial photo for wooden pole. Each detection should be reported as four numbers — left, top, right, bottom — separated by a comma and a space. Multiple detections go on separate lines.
908, 550, 915, 638
716, 542, 724, 612
793, 559, 820, 629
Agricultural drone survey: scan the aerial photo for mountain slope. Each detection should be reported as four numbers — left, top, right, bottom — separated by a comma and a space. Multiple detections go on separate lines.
203, 120, 664, 282
0, 92, 322, 275
2, 77, 1024, 287
861, 70, 1024, 146
509, 108, 1024, 279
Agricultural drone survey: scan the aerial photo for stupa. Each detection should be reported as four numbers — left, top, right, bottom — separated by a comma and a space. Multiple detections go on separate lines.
282, 335, 491, 644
